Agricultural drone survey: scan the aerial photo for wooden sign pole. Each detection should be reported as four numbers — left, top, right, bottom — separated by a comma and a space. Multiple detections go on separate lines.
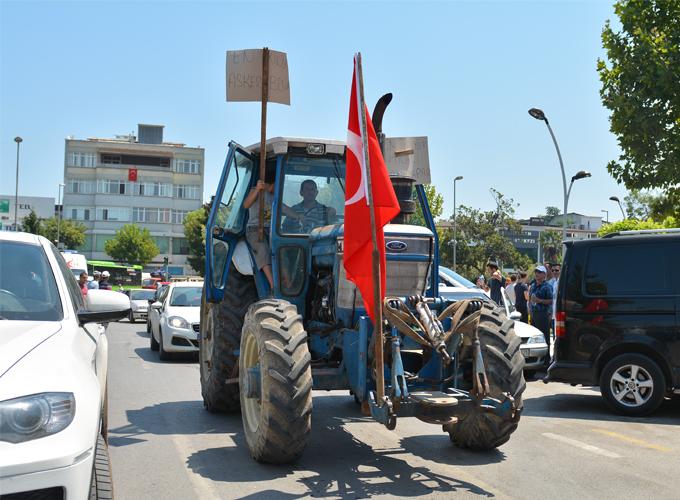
258, 47, 270, 241
355, 53, 386, 404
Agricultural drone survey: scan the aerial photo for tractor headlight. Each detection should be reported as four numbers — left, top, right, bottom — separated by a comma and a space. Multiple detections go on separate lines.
527, 334, 545, 345
0, 393, 75, 443
168, 316, 190, 329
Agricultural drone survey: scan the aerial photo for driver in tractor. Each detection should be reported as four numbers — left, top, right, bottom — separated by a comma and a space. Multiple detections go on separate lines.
286, 179, 337, 233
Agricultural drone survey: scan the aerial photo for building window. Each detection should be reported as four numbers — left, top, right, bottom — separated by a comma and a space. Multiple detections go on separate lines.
174, 159, 201, 174
172, 237, 190, 255
68, 152, 96, 167
136, 182, 172, 197
153, 236, 169, 253
67, 207, 92, 221
95, 235, 114, 253
172, 210, 188, 224
174, 185, 200, 199
158, 208, 171, 223
96, 207, 129, 221
101, 154, 122, 165
67, 179, 96, 194
97, 179, 129, 195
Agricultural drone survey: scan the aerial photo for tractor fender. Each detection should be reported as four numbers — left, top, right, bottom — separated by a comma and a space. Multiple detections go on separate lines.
232, 240, 254, 276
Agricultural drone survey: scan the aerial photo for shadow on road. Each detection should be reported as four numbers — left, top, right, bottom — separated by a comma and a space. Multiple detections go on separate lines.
108, 400, 242, 448
184, 395, 501, 498
523, 388, 680, 425
133, 347, 197, 364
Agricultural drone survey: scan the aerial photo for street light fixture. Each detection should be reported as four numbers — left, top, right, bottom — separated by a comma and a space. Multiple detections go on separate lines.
609, 196, 626, 219
601, 209, 609, 223
14, 136, 23, 231
528, 108, 591, 242
452, 175, 463, 271
57, 183, 65, 246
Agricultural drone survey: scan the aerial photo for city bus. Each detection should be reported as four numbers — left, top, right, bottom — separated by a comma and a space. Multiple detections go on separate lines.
87, 260, 143, 289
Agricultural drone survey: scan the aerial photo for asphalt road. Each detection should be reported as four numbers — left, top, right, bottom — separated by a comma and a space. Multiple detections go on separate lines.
107, 320, 680, 500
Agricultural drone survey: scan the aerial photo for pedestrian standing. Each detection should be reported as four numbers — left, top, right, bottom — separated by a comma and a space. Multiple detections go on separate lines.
529, 265, 553, 369
514, 271, 529, 323
550, 263, 561, 330
99, 270, 112, 290
87, 270, 101, 290
78, 272, 89, 297
486, 261, 504, 305
506, 273, 518, 304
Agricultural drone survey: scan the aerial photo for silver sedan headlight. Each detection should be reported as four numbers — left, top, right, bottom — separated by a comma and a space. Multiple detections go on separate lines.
168, 316, 190, 330
527, 334, 545, 344
0, 392, 76, 443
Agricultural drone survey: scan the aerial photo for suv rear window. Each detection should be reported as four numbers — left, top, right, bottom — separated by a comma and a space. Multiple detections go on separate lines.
584, 243, 672, 296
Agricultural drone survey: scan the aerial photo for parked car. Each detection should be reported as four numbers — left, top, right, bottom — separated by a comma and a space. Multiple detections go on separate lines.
438, 267, 547, 374
146, 285, 168, 334
141, 277, 160, 289
127, 288, 156, 323
149, 281, 203, 360
548, 229, 680, 416
0, 232, 129, 499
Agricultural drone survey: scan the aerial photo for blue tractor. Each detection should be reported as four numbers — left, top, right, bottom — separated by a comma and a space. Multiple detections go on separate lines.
200, 104, 525, 464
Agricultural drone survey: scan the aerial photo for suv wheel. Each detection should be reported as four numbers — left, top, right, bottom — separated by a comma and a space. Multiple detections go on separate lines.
600, 353, 665, 416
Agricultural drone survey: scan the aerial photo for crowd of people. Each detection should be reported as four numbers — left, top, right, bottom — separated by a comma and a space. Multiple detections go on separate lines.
476, 260, 561, 371
78, 270, 112, 297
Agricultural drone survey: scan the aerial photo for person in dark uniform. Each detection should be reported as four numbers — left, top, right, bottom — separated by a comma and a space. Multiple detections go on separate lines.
529, 265, 553, 368
486, 261, 504, 305
514, 271, 529, 323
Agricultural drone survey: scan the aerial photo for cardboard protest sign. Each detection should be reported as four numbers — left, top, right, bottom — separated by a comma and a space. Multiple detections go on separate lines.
226, 49, 290, 105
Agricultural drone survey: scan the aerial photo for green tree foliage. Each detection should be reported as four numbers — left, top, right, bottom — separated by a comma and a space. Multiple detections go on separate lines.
544, 206, 561, 219
598, 1, 680, 204
410, 184, 444, 227
539, 230, 562, 263
597, 216, 678, 237
184, 203, 210, 276
439, 191, 532, 281
104, 224, 159, 265
39, 217, 86, 249
22, 210, 41, 234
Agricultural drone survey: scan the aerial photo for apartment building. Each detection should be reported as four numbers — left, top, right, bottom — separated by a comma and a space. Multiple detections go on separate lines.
62, 124, 204, 276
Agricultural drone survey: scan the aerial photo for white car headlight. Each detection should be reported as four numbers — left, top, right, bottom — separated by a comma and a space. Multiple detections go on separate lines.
168, 316, 190, 329
527, 334, 545, 344
0, 392, 75, 443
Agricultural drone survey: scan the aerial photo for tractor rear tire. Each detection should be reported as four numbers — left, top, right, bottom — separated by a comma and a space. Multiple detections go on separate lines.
199, 265, 257, 413
446, 302, 526, 450
239, 300, 312, 464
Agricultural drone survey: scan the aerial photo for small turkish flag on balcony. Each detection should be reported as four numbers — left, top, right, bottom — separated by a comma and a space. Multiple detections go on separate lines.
128, 168, 138, 182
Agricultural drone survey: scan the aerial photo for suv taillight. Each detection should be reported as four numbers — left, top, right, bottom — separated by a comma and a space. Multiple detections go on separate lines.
555, 311, 566, 338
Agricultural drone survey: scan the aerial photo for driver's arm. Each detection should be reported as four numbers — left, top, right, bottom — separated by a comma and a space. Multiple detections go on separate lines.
282, 204, 302, 220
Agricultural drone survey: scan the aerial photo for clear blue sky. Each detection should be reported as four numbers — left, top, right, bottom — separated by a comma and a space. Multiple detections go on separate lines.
1, 0, 628, 221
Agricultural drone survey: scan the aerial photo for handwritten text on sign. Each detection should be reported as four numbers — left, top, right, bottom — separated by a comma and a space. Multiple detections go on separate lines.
226, 49, 290, 105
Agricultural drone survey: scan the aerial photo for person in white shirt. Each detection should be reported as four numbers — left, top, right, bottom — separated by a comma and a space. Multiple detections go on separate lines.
506, 273, 518, 304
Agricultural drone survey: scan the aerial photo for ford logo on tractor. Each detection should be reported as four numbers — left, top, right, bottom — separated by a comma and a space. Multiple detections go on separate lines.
386, 240, 407, 252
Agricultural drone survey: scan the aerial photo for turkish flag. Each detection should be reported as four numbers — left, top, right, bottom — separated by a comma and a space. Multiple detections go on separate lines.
343, 56, 400, 323
128, 168, 138, 182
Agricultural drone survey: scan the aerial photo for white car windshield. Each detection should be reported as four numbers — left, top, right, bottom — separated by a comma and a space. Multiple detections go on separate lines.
0, 241, 63, 321
130, 290, 155, 301
169, 287, 202, 307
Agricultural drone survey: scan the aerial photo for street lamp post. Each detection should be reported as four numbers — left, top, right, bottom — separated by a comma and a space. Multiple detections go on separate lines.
57, 183, 65, 246
14, 136, 23, 231
528, 108, 591, 241
601, 209, 609, 224
452, 175, 463, 271
609, 196, 626, 219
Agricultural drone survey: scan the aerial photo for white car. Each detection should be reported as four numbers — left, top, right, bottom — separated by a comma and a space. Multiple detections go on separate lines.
149, 281, 203, 360
126, 288, 155, 323
0, 232, 130, 499
438, 267, 549, 374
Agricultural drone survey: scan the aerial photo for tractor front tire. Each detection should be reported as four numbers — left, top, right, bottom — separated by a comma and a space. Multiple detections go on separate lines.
446, 303, 526, 450
239, 300, 312, 464
199, 265, 257, 413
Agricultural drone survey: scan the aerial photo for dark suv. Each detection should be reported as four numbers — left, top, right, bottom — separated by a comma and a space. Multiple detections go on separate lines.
548, 229, 680, 415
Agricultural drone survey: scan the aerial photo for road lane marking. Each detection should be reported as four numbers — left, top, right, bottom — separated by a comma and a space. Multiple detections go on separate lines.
542, 432, 621, 458
591, 429, 672, 452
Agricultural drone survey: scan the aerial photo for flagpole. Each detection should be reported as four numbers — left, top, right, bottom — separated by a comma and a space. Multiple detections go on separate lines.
355, 52, 386, 405
258, 47, 270, 242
